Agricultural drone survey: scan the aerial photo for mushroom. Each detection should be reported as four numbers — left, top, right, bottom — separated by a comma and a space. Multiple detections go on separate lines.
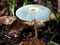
16, 4, 51, 38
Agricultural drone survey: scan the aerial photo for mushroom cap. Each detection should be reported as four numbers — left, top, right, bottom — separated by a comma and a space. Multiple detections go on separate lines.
16, 4, 51, 22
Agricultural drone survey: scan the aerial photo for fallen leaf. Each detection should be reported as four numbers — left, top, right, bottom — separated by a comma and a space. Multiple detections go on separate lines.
0, 16, 16, 25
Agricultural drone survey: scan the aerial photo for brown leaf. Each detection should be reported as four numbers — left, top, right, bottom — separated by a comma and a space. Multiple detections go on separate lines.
30, 37, 46, 45
19, 38, 46, 45
0, 16, 16, 25
9, 18, 31, 32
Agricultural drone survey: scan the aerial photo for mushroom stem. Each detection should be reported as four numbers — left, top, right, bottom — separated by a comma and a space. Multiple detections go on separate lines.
34, 19, 38, 38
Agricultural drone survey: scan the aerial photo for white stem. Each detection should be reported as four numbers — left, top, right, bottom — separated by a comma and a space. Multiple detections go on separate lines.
34, 20, 38, 38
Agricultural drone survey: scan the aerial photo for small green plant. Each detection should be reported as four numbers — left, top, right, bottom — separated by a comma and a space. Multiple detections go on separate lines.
23, 0, 28, 5
9, 0, 16, 17
23, 0, 33, 6
56, 15, 60, 23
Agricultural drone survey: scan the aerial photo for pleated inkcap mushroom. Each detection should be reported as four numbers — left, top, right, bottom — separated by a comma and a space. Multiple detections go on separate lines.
16, 4, 51, 22
16, 4, 51, 38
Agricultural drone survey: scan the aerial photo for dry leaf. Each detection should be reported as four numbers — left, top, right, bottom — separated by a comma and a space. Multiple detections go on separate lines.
0, 16, 16, 25
49, 13, 56, 20
19, 38, 46, 45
